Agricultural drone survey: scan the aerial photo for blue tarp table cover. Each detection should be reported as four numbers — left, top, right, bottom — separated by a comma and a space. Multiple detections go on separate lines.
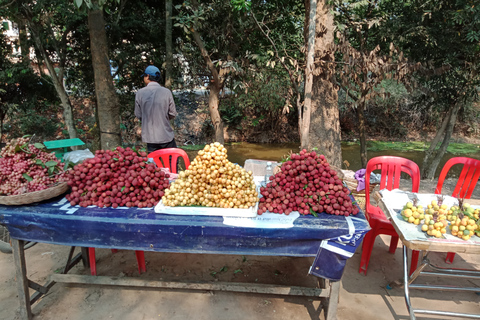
0, 196, 370, 281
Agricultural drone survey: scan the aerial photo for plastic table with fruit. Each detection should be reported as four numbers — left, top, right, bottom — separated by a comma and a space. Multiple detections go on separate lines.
0, 192, 369, 320
377, 189, 480, 320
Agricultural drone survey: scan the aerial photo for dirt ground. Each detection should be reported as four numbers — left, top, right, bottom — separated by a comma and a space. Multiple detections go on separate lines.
1, 180, 479, 320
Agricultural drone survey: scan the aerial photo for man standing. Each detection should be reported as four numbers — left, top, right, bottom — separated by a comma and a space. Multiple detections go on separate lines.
135, 65, 177, 153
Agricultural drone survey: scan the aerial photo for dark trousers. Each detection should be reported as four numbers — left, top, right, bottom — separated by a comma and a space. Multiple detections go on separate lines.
146, 139, 177, 154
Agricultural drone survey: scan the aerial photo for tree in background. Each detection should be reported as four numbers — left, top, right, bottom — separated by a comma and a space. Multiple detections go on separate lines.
3, 0, 182, 148
75, 0, 122, 149
175, 0, 249, 144
0, 29, 58, 142
1, 0, 80, 140
233, 0, 342, 166
383, 0, 480, 179
165, 0, 173, 89
102, 0, 184, 145
244, 0, 305, 140
331, 0, 421, 168
308, 0, 342, 167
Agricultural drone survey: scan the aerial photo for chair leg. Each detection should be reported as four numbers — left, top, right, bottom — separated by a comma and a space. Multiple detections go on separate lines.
359, 230, 376, 275
90, 248, 145, 275
88, 247, 96, 276
409, 250, 420, 276
445, 252, 456, 264
388, 235, 399, 254
135, 251, 146, 274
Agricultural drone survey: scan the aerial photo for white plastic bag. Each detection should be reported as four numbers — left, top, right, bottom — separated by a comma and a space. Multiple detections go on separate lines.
63, 149, 95, 164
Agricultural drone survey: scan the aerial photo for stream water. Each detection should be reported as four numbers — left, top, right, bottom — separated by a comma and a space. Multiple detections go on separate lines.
185, 142, 480, 179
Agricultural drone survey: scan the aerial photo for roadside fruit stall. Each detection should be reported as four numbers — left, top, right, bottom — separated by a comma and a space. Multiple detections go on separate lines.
0, 140, 370, 320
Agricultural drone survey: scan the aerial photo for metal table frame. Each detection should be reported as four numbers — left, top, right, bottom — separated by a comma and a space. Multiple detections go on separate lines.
10, 238, 341, 320
378, 192, 480, 319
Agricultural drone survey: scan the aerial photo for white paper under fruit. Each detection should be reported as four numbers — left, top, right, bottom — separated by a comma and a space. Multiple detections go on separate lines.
154, 200, 258, 217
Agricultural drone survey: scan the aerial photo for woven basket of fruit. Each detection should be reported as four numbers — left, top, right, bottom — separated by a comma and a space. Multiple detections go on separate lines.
344, 179, 377, 196
0, 182, 69, 206
0, 137, 70, 206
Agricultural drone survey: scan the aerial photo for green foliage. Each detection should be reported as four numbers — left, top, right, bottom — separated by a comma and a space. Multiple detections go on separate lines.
0, 29, 58, 142
173, 0, 305, 96
230, 0, 251, 12
219, 99, 243, 128
181, 144, 205, 151
366, 140, 480, 155
73, 0, 121, 10
382, 0, 480, 108
6, 110, 58, 140
221, 68, 293, 130
106, 1, 177, 91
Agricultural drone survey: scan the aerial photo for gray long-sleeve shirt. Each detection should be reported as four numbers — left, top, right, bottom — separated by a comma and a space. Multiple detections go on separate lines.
135, 82, 177, 144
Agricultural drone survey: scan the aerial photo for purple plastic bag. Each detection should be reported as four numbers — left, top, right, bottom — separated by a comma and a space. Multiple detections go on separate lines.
354, 169, 366, 191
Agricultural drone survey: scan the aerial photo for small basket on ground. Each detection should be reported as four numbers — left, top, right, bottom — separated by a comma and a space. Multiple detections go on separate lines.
331, 165, 377, 196
343, 178, 377, 196
0, 182, 70, 206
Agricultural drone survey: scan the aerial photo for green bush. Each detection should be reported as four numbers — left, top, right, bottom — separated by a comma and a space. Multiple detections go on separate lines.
6, 110, 58, 140
220, 70, 292, 130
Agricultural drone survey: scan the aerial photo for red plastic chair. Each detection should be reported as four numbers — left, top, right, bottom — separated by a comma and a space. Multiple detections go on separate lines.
359, 156, 421, 276
148, 148, 191, 173
435, 157, 480, 264
89, 248, 145, 276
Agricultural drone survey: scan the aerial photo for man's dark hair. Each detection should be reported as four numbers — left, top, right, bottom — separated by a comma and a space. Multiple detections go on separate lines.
148, 72, 162, 83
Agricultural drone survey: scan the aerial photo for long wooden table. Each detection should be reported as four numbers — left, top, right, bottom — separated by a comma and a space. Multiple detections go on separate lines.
377, 190, 480, 319
0, 194, 369, 320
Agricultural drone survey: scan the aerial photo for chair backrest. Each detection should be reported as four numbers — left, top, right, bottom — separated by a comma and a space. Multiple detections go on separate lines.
435, 157, 480, 199
365, 156, 420, 214
147, 148, 191, 173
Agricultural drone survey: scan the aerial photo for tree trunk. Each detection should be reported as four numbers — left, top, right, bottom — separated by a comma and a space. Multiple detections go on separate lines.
357, 104, 367, 168
88, 8, 121, 149
421, 103, 461, 179
207, 84, 224, 144
192, 26, 225, 144
165, 0, 173, 89
27, 22, 77, 140
309, 0, 342, 167
0, 112, 4, 143
300, 0, 317, 150
18, 19, 29, 63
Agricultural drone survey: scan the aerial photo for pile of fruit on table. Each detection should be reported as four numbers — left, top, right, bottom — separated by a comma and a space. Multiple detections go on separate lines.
401, 198, 480, 240
162, 142, 258, 209
257, 149, 359, 216
1, 138, 361, 217
65, 147, 170, 208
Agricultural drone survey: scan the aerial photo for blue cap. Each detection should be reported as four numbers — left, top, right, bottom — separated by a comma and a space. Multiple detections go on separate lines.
142, 65, 161, 78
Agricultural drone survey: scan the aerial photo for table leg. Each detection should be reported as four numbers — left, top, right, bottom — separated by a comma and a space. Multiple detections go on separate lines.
81, 247, 89, 268
62, 247, 90, 274
11, 239, 33, 320
387, 250, 429, 290
403, 245, 415, 320
324, 280, 340, 320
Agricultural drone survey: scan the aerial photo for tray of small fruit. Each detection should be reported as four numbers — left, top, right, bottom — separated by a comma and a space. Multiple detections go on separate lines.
399, 196, 480, 241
